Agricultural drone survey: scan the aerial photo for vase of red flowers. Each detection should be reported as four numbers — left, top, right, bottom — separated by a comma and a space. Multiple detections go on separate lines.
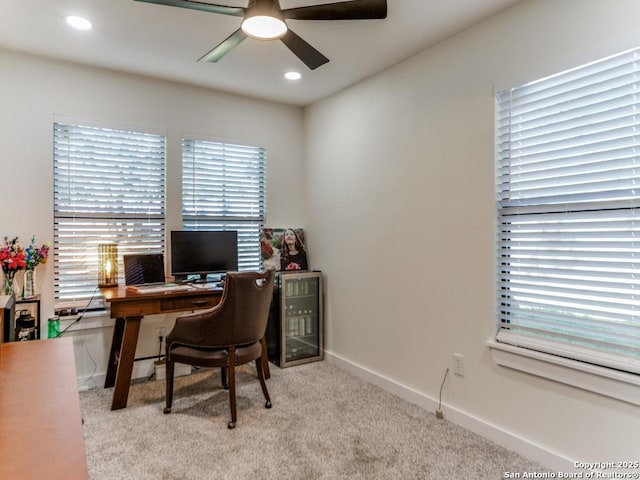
1, 237, 26, 297
2, 272, 17, 296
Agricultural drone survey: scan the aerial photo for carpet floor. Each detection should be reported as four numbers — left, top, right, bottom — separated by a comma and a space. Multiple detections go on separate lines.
80, 361, 549, 479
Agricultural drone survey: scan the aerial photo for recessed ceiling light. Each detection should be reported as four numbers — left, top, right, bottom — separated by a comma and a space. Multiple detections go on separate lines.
66, 16, 92, 31
285, 71, 302, 81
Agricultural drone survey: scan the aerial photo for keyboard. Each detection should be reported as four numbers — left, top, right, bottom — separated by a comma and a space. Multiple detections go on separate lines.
189, 282, 221, 290
127, 283, 192, 294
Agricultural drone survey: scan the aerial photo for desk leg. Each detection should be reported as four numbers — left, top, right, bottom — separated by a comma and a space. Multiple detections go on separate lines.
104, 317, 125, 389
109, 316, 142, 411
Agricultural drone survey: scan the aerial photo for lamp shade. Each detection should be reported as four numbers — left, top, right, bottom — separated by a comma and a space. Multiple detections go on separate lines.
98, 243, 118, 287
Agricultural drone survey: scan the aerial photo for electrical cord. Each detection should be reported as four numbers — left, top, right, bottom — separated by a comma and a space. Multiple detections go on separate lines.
147, 333, 164, 381
79, 337, 98, 391
438, 368, 449, 412
55, 286, 100, 338
51, 287, 100, 390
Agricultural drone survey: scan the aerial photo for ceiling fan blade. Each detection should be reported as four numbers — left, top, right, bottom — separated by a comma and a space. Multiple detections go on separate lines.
198, 29, 248, 62
280, 29, 329, 70
282, 0, 387, 21
134, 0, 244, 17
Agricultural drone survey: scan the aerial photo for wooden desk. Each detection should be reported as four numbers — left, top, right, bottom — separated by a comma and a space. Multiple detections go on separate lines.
101, 285, 223, 410
0, 338, 89, 480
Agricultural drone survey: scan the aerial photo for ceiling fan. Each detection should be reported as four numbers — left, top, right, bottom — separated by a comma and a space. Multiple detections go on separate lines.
134, 0, 388, 70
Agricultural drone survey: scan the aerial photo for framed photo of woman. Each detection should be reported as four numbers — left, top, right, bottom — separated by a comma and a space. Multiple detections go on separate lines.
260, 227, 308, 271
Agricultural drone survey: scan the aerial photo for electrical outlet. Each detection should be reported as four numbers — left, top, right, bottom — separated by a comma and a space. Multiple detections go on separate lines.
453, 353, 464, 376
156, 326, 166, 337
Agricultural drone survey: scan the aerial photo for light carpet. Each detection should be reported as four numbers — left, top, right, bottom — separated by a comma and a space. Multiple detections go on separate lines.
80, 361, 549, 479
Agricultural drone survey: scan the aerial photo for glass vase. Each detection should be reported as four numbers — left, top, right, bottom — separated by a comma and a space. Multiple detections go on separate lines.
23, 268, 36, 298
2, 271, 17, 297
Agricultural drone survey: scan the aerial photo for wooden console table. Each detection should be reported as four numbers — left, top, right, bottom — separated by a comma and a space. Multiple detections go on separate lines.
101, 285, 223, 410
0, 338, 89, 480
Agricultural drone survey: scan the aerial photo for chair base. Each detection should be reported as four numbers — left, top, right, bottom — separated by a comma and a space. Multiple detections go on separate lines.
166, 343, 271, 428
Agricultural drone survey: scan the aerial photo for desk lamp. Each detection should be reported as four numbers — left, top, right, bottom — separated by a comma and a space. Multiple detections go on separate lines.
98, 243, 118, 287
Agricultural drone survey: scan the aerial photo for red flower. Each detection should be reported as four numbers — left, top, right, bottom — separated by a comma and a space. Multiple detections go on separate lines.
1, 236, 27, 273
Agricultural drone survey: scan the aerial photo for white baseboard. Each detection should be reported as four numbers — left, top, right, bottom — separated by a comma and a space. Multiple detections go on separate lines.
77, 358, 171, 391
324, 350, 574, 473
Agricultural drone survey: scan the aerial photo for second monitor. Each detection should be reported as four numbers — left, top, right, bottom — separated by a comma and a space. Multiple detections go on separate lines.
170, 230, 238, 282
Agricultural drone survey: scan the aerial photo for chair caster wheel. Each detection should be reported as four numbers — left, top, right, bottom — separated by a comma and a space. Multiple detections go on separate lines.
223, 384, 229, 390
265, 400, 272, 409
163, 407, 171, 414
227, 421, 236, 429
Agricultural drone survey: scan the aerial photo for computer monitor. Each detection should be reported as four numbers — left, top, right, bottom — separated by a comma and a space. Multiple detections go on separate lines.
123, 253, 165, 285
170, 230, 238, 282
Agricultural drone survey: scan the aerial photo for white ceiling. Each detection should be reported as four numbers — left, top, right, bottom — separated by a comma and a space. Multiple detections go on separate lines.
0, 0, 520, 106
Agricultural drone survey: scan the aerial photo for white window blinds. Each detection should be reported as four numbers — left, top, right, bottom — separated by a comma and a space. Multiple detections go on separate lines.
54, 122, 166, 304
182, 138, 266, 271
496, 46, 640, 374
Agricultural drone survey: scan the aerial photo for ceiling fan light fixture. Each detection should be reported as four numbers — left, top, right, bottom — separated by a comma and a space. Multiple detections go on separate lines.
241, 15, 287, 40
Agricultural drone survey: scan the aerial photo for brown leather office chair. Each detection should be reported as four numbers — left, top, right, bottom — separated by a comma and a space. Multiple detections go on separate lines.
163, 270, 275, 429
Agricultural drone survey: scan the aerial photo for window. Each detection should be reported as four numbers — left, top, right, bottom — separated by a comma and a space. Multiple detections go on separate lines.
495, 47, 640, 375
181, 137, 266, 272
54, 122, 166, 305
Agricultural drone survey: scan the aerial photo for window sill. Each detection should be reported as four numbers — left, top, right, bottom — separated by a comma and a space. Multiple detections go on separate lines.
58, 309, 114, 332
487, 340, 640, 406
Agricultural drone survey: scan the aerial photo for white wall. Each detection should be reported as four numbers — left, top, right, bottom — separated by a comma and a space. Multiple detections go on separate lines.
305, 0, 640, 469
0, 49, 305, 386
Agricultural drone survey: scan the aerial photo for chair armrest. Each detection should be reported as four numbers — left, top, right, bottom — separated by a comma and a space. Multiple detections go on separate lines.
166, 306, 222, 349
